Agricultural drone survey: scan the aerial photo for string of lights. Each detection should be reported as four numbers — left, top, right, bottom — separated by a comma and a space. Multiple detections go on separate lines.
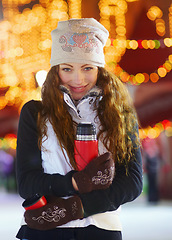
139, 120, 172, 139
106, 54, 172, 85
106, 38, 172, 50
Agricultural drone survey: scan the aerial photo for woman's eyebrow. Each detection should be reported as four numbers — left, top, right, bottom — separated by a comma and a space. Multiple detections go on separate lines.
60, 64, 73, 67
81, 64, 93, 68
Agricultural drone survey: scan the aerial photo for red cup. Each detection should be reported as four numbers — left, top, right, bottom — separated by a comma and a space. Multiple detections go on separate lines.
75, 140, 98, 170
22, 194, 47, 210
74, 123, 98, 171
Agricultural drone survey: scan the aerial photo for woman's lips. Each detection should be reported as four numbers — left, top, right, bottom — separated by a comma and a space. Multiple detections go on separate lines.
69, 85, 88, 93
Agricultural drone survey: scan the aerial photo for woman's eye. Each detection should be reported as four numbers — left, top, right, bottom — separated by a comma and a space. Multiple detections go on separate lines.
62, 68, 72, 72
84, 67, 93, 71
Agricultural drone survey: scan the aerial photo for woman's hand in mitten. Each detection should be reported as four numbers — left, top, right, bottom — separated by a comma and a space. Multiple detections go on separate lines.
24, 195, 84, 230
73, 152, 115, 194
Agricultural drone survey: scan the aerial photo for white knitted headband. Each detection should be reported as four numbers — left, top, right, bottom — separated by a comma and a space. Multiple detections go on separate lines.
50, 18, 109, 67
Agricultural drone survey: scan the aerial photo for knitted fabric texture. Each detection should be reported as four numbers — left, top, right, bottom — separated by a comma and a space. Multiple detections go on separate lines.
50, 18, 109, 67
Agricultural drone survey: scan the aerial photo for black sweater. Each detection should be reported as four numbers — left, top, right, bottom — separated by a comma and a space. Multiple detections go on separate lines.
16, 100, 143, 218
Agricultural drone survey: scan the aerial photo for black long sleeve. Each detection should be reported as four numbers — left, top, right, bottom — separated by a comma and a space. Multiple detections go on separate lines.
16, 100, 76, 199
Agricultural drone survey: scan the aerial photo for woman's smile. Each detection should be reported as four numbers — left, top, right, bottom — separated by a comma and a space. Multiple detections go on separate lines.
69, 84, 88, 93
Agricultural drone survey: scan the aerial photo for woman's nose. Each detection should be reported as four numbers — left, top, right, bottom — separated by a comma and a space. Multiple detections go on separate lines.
74, 71, 84, 85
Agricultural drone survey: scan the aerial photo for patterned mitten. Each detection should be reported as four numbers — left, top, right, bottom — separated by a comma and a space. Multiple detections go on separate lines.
73, 152, 115, 193
24, 195, 83, 230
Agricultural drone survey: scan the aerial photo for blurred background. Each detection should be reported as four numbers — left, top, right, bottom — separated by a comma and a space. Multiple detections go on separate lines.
0, 0, 172, 239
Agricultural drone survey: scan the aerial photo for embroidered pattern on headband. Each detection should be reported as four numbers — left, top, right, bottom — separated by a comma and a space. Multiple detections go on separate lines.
59, 33, 100, 53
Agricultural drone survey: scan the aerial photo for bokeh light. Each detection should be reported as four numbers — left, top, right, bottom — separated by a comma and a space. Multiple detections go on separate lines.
147, 6, 163, 21
139, 120, 172, 140
35, 70, 48, 87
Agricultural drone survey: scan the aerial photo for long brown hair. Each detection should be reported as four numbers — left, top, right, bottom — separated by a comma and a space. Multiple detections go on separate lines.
37, 66, 140, 170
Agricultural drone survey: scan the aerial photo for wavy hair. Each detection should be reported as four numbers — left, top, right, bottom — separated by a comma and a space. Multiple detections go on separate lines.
37, 66, 140, 171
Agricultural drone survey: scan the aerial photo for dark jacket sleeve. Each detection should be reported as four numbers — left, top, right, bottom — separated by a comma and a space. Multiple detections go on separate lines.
16, 100, 76, 199
80, 133, 143, 218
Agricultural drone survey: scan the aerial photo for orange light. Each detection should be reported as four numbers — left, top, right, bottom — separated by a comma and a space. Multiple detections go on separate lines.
120, 71, 130, 82
157, 67, 167, 77
141, 40, 148, 49
142, 73, 149, 82
135, 73, 145, 83
164, 61, 172, 72
150, 73, 159, 83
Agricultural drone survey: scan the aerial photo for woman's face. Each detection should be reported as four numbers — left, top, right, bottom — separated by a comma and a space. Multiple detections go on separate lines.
58, 62, 98, 100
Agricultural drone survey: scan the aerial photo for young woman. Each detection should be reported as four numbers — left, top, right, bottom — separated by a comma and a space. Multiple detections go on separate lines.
16, 18, 143, 240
